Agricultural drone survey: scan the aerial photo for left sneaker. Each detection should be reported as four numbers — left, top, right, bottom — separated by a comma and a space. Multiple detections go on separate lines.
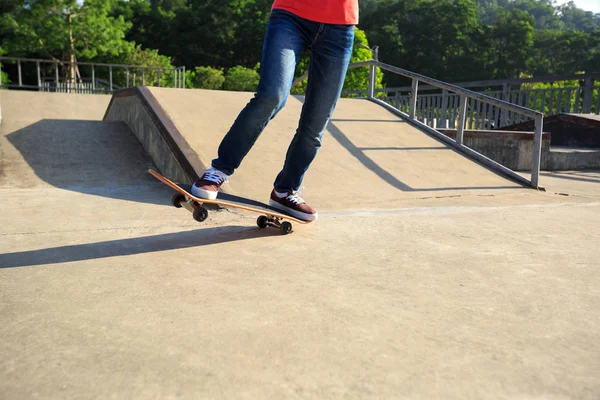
269, 189, 318, 221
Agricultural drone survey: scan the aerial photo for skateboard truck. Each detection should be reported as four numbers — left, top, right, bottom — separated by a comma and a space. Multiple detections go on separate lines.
257, 215, 293, 235
172, 193, 293, 235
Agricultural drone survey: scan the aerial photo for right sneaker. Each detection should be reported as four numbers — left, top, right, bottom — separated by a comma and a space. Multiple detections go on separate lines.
190, 167, 229, 200
269, 189, 318, 221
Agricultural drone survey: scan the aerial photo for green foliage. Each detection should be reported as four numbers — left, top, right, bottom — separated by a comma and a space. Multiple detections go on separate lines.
115, 0, 272, 70
528, 29, 592, 76
1, 0, 132, 61
0, 46, 7, 85
360, 0, 598, 83
124, 45, 174, 87
2, 0, 598, 90
360, 0, 495, 84
188, 66, 225, 90
224, 65, 260, 92
342, 28, 385, 97
558, 2, 600, 33
491, 9, 535, 78
520, 77, 594, 114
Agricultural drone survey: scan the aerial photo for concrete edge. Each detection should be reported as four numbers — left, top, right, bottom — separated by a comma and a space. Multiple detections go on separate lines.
503, 113, 600, 131
438, 129, 551, 141
547, 148, 600, 170
103, 87, 205, 183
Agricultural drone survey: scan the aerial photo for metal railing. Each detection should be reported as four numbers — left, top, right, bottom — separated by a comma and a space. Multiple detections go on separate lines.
342, 72, 599, 127
313, 60, 545, 189
0, 56, 186, 93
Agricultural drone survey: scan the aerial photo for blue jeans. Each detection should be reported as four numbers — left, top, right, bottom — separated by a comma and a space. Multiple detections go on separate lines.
212, 9, 355, 192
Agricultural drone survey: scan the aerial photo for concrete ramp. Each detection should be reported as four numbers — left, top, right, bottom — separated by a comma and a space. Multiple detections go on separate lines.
0, 91, 157, 202
2, 88, 600, 399
107, 87, 523, 209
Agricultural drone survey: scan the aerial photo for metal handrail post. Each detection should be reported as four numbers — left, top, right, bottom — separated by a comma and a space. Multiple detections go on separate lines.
18, 60, 22, 87
409, 78, 419, 119
531, 115, 544, 189
36, 61, 41, 91
92, 64, 96, 92
456, 95, 468, 146
368, 61, 376, 99
501, 83, 510, 126
441, 89, 448, 128
583, 75, 593, 113
55, 61, 60, 92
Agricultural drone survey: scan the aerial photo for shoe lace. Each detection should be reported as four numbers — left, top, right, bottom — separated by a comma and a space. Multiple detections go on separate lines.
203, 168, 228, 184
285, 189, 304, 205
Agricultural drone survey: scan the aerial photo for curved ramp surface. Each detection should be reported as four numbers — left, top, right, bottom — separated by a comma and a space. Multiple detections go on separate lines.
1, 88, 600, 400
0, 91, 157, 197
148, 88, 525, 209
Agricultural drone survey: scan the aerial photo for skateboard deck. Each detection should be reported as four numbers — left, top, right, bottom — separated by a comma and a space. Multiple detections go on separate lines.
149, 169, 311, 234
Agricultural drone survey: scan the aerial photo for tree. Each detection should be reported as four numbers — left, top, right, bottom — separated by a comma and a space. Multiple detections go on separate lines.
0, 45, 8, 85
121, 45, 175, 87
224, 65, 260, 92
558, 2, 600, 33
1, 0, 132, 83
342, 28, 385, 97
491, 9, 535, 78
527, 29, 592, 76
188, 66, 225, 89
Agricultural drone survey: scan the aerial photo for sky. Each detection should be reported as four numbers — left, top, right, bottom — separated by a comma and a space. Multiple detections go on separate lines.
553, 0, 600, 13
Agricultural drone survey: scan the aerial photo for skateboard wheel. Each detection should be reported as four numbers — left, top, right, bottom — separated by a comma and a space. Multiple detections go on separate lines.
280, 221, 293, 235
171, 193, 186, 208
193, 206, 209, 222
257, 215, 269, 229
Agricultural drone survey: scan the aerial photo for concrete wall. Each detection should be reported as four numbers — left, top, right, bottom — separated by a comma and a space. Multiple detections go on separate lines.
103, 87, 204, 184
438, 129, 551, 171
438, 129, 600, 171
547, 148, 600, 170
502, 114, 600, 148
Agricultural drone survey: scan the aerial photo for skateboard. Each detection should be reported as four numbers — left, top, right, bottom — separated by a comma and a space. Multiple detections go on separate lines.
148, 169, 311, 235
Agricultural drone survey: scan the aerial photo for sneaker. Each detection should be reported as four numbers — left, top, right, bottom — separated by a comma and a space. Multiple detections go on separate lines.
190, 167, 228, 200
269, 189, 318, 221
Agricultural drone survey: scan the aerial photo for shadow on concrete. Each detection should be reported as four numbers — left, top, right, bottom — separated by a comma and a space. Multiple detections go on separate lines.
326, 121, 520, 192
358, 146, 449, 151
0, 226, 279, 269
289, 96, 521, 193
541, 171, 600, 184
6, 119, 166, 205
330, 119, 404, 123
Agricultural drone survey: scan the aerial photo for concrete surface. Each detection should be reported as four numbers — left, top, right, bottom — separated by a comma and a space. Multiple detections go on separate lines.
1, 90, 599, 400
150, 88, 533, 207
104, 88, 202, 184
547, 147, 600, 171
504, 113, 600, 149
569, 113, 600, 123
438, 129, 551, 171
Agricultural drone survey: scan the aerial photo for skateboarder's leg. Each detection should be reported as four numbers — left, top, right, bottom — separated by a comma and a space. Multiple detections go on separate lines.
273, 24, 354, 193
210, 10, 309, 176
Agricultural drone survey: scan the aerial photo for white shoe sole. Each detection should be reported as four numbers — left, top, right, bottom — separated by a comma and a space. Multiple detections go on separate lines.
269, 199, 318, 221
190, 185, 218, 200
